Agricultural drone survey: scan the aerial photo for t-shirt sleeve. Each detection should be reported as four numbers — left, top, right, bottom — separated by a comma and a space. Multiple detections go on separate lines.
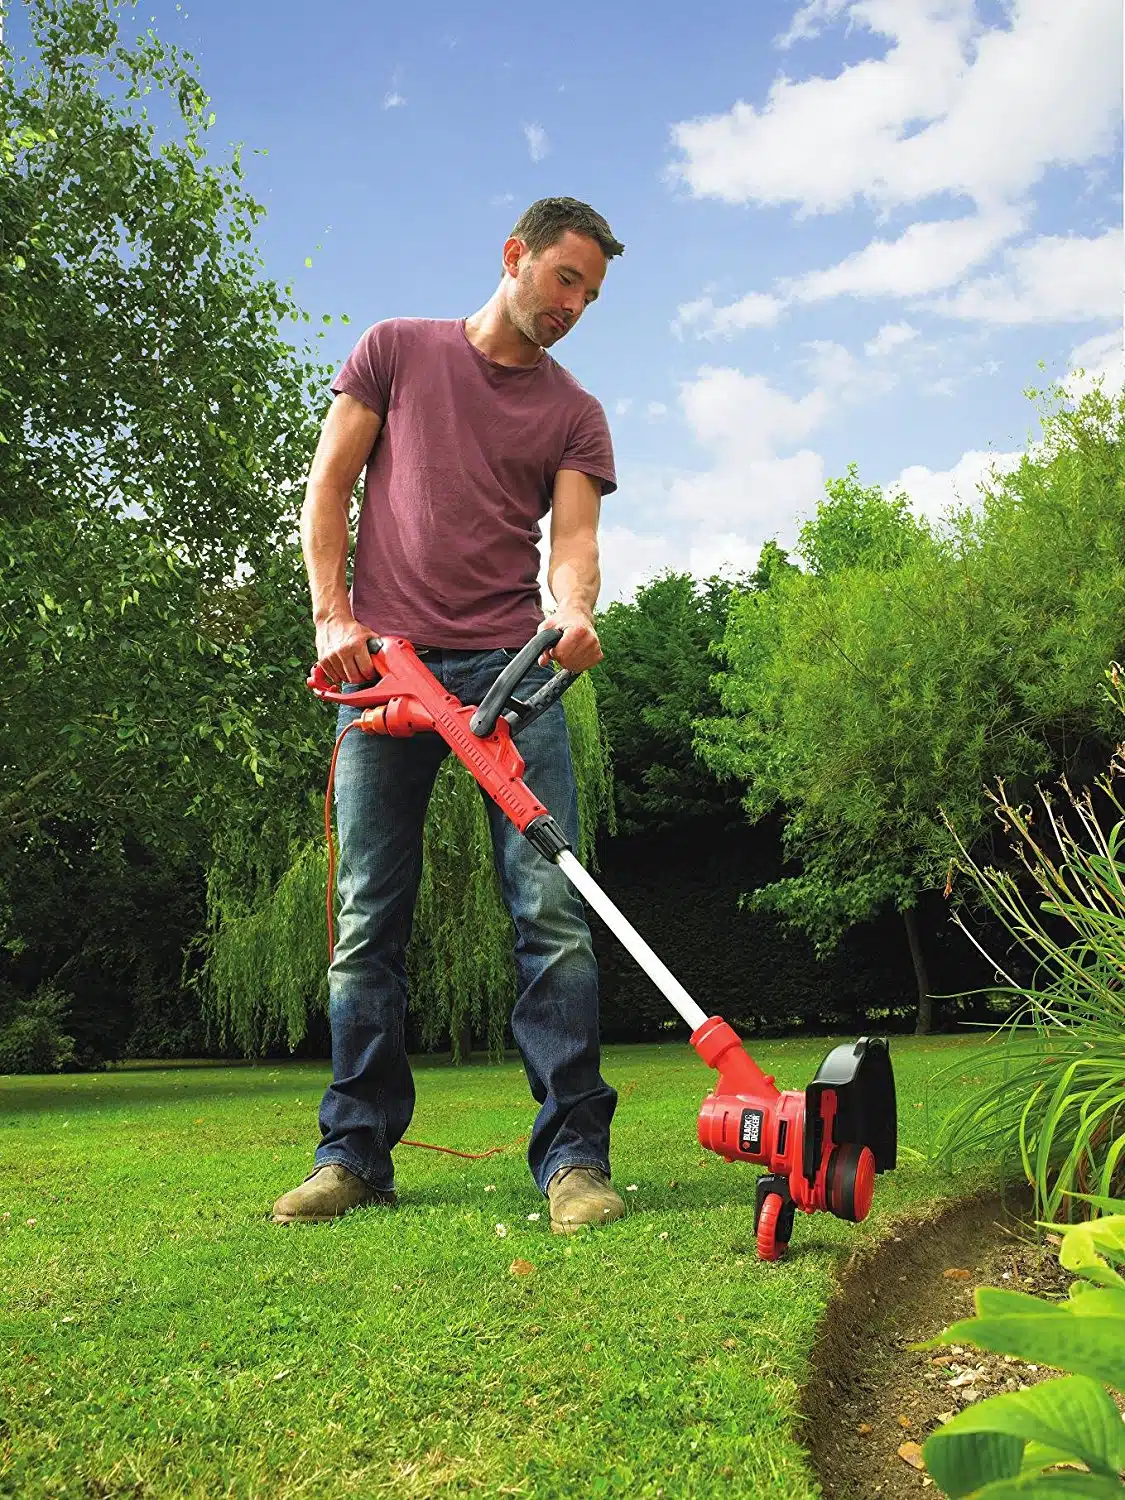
330, 321, 396, 419
558, 396, 617, 496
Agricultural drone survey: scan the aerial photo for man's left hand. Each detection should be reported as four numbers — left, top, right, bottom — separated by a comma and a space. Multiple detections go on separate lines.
541, 607, 603, 673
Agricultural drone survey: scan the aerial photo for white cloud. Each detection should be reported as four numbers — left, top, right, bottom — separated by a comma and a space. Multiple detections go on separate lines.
382, 92, 405, 110
680, 366, 830, 460
523, 123, 549, 162
777, 0, 852, 50
668, 1, 1121, 217
614, 397, 633, 417
645, 401, 669, 420
667, 366, 832, 545
931, 228, 1123, 324
683, 532, 763, 581
571, 367, 839, 602
800, 339, 861, 390
1064, 328, 1124, 399
670, 451, 826, 534
890, 446, 1023, 523
592, 526, 680, 603
787, 207, 1027, 303
592, 521, 791, 605
672, 290, 784, 339
664, 0, 1122, 413
865, 321, 920, 357
677, 208, 1027, 332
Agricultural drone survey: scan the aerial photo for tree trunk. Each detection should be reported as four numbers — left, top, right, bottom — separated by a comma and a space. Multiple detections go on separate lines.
903, 906, 932, 1035
453, 1021, 472, 1064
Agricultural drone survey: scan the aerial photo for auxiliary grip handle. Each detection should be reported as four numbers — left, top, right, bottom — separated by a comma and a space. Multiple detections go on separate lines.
505, 667, 578, 739
469, 627, 577, 738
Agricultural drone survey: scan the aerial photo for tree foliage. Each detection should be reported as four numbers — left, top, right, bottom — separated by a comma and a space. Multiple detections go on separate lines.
698, 388, 1125, 1026
1, 0, 341, 1060
595, 569, 770, 833
1, 0, 332, 836
202, 675, 614, 1059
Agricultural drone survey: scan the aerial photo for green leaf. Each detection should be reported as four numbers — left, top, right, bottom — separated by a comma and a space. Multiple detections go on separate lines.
1066, 1287, 1125, 1318
972, 1474, 1125, 1497
974, 1288, 1064, 1317
933, 1311, 1125, 1389
1056, 1196, 1125, 1218
1019, 1442, 1090, 1474
921, 1428, 1026, 1497
304, 256, 313, 267
1062, 1217, 1125, 1278
924, 1377, 1125, 1492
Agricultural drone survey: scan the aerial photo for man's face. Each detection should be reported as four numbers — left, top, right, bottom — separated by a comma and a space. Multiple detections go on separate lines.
504, 230, 607, 349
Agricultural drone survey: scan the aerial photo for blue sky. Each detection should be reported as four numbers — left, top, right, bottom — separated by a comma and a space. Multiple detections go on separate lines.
12, 0, 1123, 601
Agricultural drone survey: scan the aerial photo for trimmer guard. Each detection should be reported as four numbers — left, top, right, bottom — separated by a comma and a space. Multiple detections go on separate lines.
804, 1036, 897, 1182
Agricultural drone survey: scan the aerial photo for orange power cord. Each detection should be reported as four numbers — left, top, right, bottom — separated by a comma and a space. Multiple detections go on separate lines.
323, 720, 506, 1162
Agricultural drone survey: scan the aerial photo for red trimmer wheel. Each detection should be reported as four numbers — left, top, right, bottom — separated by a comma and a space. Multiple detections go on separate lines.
756, 1191, 789, 1261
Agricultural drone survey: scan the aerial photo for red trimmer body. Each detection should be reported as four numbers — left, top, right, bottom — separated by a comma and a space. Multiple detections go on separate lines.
691, 1016, 895, 1258
309, 632, 897, 1260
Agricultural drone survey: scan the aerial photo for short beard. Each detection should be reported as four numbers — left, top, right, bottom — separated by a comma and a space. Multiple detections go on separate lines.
508, 284, 545, 348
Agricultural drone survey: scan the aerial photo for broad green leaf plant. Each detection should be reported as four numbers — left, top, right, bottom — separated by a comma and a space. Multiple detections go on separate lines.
920, 1197, 1125, 1498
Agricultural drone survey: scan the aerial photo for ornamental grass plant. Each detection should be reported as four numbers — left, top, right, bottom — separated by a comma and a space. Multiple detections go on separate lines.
936, 687, 1125, 1221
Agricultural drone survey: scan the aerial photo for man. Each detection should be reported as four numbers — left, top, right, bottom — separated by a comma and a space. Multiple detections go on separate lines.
272, 197, 626, 1234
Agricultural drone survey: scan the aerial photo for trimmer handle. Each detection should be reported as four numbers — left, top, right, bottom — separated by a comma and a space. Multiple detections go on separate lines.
306, 636, 386, 695
469, 627, 579, 739
306, 629, 578, 739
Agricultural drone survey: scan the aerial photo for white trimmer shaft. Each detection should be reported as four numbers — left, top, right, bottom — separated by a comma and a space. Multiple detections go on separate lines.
555, 850, 711, 1033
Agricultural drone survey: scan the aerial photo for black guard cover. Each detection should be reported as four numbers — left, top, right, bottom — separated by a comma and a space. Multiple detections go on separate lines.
803, 1036, 898, 1181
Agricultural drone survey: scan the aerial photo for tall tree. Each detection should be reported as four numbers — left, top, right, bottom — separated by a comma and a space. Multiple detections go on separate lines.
1, 0, 332, 851
1, 0, 341, 1059
595, 570, 759, 833
698, 390, 1125, 1033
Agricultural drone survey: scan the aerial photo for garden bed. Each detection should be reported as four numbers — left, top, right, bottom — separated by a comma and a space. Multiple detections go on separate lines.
803, 1187, 1125, 1498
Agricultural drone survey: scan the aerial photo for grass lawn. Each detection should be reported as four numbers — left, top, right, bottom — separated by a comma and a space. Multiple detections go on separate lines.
0, 1035, 1005, 1498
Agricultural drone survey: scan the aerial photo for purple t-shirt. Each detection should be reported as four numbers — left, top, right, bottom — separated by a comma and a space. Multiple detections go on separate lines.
331, 317, 617, 649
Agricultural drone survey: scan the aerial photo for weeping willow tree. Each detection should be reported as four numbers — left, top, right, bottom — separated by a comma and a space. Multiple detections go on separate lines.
202, 674, 614, 1059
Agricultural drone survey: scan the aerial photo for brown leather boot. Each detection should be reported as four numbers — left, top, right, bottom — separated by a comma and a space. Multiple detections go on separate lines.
546, 1165, 626, 1234
270, 1164, 395, 1224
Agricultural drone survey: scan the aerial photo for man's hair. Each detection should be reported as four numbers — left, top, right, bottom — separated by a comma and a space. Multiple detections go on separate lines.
510, 197, 624, 261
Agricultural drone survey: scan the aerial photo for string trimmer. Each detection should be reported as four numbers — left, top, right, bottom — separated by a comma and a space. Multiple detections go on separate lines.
308, 628, 897, 1260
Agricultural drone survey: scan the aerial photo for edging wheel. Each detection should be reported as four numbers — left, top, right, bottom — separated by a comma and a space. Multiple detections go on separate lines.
756, 1191, 789, 1261
826, 1143, 877, 1223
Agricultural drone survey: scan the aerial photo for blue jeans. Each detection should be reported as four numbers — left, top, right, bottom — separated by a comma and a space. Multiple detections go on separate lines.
314, 647, 617, 1194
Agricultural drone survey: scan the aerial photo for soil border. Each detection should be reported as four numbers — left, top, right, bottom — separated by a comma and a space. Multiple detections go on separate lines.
799, 1183, 1041, 1499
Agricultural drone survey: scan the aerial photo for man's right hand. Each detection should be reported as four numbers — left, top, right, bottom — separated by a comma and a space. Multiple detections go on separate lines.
315, 614, 379, 684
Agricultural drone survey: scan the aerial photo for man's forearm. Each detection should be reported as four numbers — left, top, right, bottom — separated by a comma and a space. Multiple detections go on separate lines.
548, 537, 601, 620
300, 483, 354, 625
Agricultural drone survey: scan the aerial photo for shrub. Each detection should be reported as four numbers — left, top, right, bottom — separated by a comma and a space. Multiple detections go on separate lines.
0, 982, 76, 1073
